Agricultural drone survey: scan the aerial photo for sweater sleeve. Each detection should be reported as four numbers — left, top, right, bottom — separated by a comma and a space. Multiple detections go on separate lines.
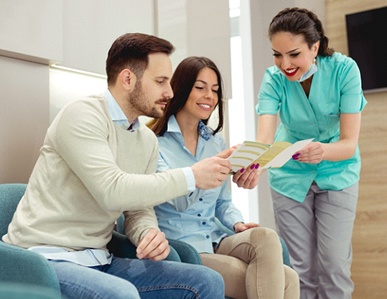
123, 208, 158, 245
52, 99, 189, 212
123, 135, 160, 245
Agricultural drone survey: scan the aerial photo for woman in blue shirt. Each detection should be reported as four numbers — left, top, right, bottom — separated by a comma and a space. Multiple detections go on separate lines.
149, 56, 300, 299
256, 8, 367, 299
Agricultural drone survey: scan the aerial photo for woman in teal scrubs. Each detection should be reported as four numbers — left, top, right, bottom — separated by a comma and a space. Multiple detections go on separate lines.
256, 7, 367, 299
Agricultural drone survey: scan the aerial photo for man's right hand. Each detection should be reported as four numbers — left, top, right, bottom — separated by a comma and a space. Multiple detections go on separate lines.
191, 157, 231, 189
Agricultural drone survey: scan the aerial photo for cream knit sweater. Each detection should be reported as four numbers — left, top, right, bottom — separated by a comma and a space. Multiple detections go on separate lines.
3, 95, 188, 250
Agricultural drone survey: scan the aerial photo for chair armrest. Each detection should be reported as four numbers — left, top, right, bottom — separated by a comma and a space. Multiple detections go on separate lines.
0, 241, 60, 292
279, 237, 292, 267
107, 231, 181, 262
107, 231, 138, 258
167, 239, 202, 265
215, 217, 235, 235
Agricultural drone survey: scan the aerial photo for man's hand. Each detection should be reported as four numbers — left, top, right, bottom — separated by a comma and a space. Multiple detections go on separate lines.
191, 157, 231, 189
136, 228, 170, 261
216, 145, 238, 159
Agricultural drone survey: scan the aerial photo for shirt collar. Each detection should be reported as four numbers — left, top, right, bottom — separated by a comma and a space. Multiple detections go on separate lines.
167, 115, 212, 141
104, 89, 140, 131
166, 115, 181, 134
198, 121, 213, 141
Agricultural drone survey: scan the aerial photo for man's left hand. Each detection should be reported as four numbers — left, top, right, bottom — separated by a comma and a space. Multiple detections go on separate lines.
136, 228, 170, 261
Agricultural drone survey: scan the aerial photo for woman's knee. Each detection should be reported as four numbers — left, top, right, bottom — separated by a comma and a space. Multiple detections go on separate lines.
284, 265, 300, 299
249, 227, 282, 248
284, 265, 299, 286
233, 227, 282, 261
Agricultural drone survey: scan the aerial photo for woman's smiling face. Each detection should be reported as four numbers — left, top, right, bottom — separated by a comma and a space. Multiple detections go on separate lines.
180, 67, 219, 121
271, 31, 319, 81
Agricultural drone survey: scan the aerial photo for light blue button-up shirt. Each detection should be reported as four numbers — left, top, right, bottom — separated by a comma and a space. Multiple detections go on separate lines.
154, 116, 244, 253
104, 89, 140, 130
257, 52, 367, 202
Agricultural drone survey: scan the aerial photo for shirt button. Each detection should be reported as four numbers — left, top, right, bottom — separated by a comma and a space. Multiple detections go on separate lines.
199, 198, 203, 201
197, 214, 201, 217
202, 222, 206, 225
206, 235, 210, 239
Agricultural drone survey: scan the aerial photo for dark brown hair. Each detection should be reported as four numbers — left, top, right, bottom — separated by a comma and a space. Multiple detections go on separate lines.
106, 33, 175, 86
269, 7, 334, 56
149, 56, 224, 136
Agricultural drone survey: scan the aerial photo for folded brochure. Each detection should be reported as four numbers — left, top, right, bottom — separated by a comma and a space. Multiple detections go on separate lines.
228, 138, 313, 173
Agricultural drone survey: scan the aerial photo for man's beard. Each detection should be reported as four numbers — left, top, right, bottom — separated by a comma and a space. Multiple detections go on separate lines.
128, 80, 165, 119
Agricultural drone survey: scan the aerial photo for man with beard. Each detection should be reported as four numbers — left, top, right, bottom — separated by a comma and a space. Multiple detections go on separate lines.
2, 33, 230, 299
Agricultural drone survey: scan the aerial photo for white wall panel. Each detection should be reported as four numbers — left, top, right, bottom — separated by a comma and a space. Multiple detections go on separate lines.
0, 0, 63, 64
61, 0, 155, 74
157, 0, 231, 99
0, 57, 49, 183
49, 68, 107, 122
156, 0, 188, 66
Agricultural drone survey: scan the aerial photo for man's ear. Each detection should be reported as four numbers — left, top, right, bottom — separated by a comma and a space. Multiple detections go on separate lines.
119, 68, 137, 91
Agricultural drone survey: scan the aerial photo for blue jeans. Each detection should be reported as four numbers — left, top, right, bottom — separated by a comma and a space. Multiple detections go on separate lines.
50, 256, 224, 299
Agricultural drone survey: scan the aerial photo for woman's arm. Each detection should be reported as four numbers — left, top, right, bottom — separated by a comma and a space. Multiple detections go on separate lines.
296, 113, 361, 163
256, 114, 278, 144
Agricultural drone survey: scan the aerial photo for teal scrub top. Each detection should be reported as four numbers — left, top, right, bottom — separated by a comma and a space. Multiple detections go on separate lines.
256, 52, 367, 202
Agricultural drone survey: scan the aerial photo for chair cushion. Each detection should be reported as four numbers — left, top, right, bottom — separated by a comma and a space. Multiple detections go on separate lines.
0, 183, 60, 291
0, 241, 60, 291
0, 282, 61, 299
0, 183, 27, 237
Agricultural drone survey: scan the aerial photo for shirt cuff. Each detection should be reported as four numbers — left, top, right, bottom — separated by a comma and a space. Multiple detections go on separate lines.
182, 167, 195, 192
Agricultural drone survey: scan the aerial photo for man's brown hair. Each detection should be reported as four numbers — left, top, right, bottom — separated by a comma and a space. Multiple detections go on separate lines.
106, 33, 175, 86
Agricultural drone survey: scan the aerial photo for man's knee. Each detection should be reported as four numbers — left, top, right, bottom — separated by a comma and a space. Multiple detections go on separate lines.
201, 265, 224, 285
196, 265, 225, 296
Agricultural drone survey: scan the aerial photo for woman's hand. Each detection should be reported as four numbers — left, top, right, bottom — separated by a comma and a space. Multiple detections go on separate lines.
292, 114, 361, 164
232, 164, 261, 189
292, 142, 325, 163
234, 222, 260, 233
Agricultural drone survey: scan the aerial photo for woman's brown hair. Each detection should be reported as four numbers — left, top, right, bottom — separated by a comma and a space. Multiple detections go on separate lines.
149, 56, 224, 136
269, 7, 334, 56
